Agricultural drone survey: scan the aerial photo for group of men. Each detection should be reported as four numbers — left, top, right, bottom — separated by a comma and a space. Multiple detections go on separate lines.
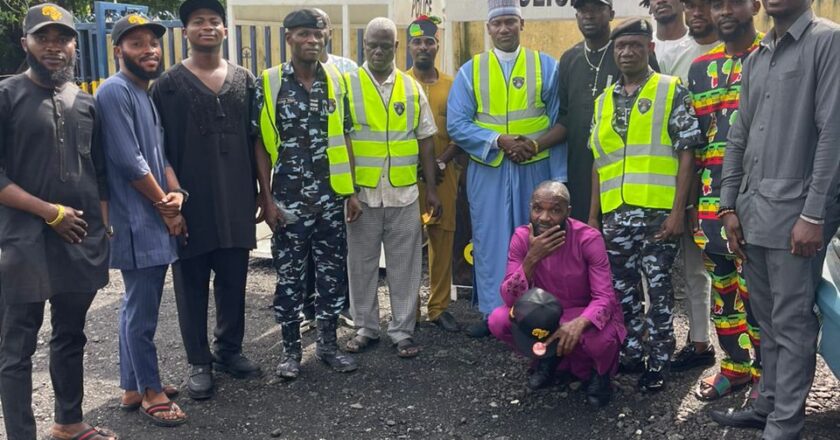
0, 0, 838, 440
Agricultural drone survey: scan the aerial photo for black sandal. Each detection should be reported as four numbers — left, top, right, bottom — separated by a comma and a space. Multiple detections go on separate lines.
50, 426, 118, 440
119, 384, 179, 412
141, 401, 187, 428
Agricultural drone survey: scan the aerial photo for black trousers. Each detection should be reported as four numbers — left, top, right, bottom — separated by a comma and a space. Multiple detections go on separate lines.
172, 248, 249, 366
0, 291, 96, 440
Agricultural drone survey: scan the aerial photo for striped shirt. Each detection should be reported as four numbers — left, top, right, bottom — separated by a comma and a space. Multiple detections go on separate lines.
96, 72, 178, 269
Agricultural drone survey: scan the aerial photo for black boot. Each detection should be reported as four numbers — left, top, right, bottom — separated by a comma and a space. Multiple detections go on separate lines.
315, 318, 358, 373
528, 357, 558, 390
276, 324, 302, 380
585, 369, 612, 407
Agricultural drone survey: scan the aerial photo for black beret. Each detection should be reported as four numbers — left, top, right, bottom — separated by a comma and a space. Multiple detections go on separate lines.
283, 9, 326, 30
179, 0, 226, 26
610, 18, 653, 41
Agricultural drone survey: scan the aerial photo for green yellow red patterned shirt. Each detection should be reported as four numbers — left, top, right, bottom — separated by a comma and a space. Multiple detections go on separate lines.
688, 34, 763, 255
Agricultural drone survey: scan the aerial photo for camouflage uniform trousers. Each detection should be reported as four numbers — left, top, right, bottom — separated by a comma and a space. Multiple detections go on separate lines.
271, 201, 347, 347
602, 207, 679, 371
703, 251, 762, 382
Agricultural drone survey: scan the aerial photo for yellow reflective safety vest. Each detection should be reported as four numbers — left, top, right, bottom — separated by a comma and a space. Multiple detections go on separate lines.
471, 48, 551, 167
590, 72, 680, 214
258, 63, 354, 195
345, 68, 421, 188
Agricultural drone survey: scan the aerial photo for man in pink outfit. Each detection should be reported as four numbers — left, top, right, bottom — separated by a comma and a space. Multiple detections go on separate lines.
488, 181, 626, 407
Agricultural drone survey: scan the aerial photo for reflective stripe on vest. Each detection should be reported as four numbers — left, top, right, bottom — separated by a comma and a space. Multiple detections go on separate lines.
345, 68, 420, 188
258, 63, 354, 195
471, 48, 551, 167
590, 72, 679, 214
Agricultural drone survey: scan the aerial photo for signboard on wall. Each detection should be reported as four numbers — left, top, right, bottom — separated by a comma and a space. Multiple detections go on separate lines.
445, 0, 649, 22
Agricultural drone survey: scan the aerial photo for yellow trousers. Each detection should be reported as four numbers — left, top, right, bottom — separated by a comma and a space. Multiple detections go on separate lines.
423, 225, 455, 320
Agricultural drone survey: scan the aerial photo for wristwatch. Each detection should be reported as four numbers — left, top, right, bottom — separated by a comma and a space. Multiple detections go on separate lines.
436, 159, 447, 171
173, 188, 190, 203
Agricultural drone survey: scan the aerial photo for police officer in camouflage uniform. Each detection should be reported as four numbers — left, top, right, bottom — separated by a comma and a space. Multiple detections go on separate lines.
254, 9, 362, 380
587, 18, 704, 392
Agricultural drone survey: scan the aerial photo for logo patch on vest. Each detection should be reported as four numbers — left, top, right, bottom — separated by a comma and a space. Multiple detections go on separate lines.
394, 102, 405, 116
326, 98, 337, 114
637, 98, 652, 114
512, 77, 525, 89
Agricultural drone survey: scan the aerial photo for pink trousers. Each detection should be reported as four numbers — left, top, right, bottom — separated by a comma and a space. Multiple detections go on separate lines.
488, 305, 622, 380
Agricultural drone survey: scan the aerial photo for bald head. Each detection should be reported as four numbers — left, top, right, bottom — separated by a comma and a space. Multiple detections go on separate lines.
530, 181, 571, 235
532, 180, 571, 203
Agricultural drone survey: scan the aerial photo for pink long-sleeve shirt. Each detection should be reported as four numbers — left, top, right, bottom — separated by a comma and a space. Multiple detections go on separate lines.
501, 219, 625, 334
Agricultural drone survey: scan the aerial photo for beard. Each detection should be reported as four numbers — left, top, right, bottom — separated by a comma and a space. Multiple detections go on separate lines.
689, 23, 716, 40
121, 55, 161, 81
26, 52, 74, 87
718, 20, 752, 43
413, 58, 434, 70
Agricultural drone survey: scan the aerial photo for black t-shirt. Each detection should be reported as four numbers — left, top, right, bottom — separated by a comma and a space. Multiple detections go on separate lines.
151, 62, 257, 259
558, 42, 660, 221
0, 74, 109, 303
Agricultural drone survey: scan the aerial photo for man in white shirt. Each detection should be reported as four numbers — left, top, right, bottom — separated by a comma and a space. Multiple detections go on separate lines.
649, 0, 718, 82
648, 0, 719, 374
343, 17, 441, 359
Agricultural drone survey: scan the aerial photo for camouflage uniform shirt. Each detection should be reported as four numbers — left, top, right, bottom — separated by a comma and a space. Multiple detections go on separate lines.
254, 62, 352, 214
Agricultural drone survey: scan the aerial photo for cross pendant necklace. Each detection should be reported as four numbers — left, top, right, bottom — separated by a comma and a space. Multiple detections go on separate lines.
584, 41, 611, 96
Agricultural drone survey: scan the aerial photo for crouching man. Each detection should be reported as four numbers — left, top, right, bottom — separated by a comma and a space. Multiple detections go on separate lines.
488, 181, 625, 406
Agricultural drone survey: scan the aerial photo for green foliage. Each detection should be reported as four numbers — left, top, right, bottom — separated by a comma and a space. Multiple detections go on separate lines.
0, 0, 190, 74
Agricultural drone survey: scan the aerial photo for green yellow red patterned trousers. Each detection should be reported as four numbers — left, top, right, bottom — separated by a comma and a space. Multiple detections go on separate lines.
703, 251, 762, 382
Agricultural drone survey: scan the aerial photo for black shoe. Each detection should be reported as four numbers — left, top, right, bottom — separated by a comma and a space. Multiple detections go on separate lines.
670, 344, 716, 372
277, 324, 302, 380
186, 364, 214, 400
709, 407, 767, 430
314, 318, 358, 373
638, 367, 666, 393
275, 353, 301, 380
585, 370, 612, 407
528, 358, 558, 390
618, 360, 646, 375
430, 311, 459, 332
212, 353, 262, 379
465, 319, 491, 338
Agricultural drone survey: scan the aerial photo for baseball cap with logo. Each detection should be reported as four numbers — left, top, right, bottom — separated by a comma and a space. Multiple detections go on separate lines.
571, 0, 613, 8
23, 3, 76, 35
111, 13, 166, 45
510, 288, 564, 359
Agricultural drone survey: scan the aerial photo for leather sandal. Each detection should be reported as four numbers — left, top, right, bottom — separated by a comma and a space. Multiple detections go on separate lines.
345, 335, 379, 353
119, 384, 179, 412
395, 338, 421, 358
140, 401, 187, 428
49, 426, 118, 440
696, 373, 750, 401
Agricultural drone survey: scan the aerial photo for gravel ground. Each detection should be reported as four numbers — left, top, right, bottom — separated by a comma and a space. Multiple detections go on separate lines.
6, 256, 840, 440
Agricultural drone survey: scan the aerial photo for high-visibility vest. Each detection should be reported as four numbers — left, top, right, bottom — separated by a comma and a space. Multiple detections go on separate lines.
471, 48, 551, 167
345, 68, 420, 188
258, 62, 354, 195
590, 72, 680, 214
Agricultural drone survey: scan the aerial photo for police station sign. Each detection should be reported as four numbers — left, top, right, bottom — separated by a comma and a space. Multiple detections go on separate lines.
445, 0, 648, 22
